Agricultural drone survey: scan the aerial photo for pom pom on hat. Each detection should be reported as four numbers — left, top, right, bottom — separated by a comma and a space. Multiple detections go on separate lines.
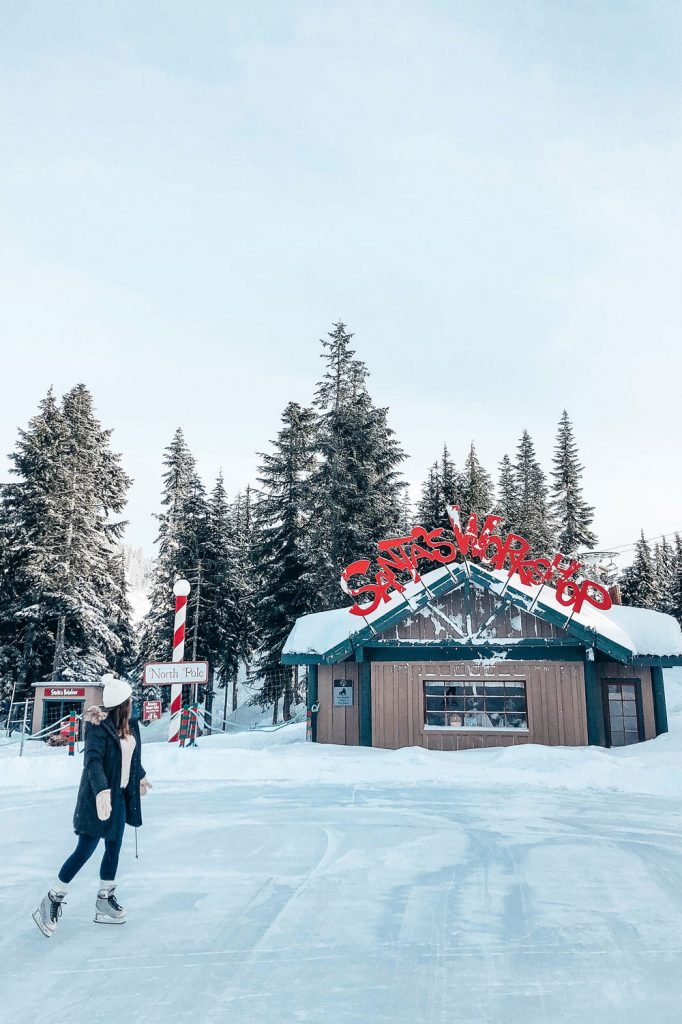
101, 674, 133, 709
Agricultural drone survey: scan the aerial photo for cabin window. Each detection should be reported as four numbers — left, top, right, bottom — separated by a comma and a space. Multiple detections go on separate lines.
423, 681, 528, 730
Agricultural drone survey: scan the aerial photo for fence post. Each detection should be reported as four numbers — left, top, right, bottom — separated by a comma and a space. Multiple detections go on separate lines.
19, 700, 29, 758
179, 704, 189, 747
68, 712, 76, 756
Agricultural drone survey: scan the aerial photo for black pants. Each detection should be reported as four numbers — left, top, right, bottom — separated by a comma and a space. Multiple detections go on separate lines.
58, 791, 126, 884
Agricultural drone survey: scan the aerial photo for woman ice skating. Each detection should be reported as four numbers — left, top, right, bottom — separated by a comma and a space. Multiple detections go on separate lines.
33, 676, 152, 938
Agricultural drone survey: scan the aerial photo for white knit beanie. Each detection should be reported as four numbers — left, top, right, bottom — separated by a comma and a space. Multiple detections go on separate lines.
102, 674, 133, 709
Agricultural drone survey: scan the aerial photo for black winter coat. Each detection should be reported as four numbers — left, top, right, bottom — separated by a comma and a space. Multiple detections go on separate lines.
72, 706, 147, 839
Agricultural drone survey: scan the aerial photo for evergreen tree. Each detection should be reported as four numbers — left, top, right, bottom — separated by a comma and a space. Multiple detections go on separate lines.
654, 535, 675, 614
417, 445, 461, 531
0, 385, 132, 688
440, 445, 461, 511
669, 534, 682, 626
417, 462, 442, 527
200, 474, 244, 723
513, 430, 556, 555
107, 549, 136, 677
620, 532, 658, 610
251, 402, 318, 722
138, 429, 206, 669
0, 390, 68, 693
309, 322, 406, 607
496, 454, 518, 533
459, 443, 494, 520
550, 410, 597, 553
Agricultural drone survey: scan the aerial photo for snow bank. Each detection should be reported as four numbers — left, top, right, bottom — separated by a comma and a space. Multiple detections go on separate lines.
2, 669, 682, 800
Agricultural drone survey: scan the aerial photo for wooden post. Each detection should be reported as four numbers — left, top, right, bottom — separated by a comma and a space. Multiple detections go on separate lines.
358, 660, 373, 747
651, 666, 668, 736
308, 665, 318, 743
68, 712, 76, 756
583, 647, 605, 746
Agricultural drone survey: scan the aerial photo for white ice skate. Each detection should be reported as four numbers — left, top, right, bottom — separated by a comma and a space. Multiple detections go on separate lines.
32, 889, 67, 938
94, 885, 126, 925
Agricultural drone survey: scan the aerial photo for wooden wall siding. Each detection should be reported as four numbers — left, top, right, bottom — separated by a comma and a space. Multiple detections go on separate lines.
316, 663, 360, 746
387, 586, 562, 643
596, 663, 655, 741
370, 660, 588, 751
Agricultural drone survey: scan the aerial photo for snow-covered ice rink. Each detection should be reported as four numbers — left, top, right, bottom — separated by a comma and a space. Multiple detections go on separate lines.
2, 671, 682, 1024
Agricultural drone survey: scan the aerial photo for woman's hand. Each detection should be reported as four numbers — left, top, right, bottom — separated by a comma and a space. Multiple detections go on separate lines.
140, 777, 152, 797
96, 789, 112, 821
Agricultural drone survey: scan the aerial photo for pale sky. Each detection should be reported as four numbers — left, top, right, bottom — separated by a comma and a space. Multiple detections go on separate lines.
1, 1, 681, 561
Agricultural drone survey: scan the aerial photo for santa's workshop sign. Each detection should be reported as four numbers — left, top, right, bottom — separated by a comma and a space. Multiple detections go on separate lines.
340, 507, 612, 618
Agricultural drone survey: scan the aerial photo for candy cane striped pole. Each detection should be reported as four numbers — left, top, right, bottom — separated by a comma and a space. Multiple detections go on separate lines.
169, 579, 191, 743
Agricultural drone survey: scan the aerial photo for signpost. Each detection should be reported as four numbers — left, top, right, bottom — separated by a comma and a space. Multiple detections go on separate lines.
143, 662, 208, 686
169, 579, 191, 743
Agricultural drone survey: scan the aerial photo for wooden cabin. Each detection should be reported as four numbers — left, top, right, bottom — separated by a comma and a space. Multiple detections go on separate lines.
283, 561, 682, 750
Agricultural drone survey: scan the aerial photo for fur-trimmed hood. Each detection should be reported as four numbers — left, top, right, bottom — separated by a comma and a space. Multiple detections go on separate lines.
83, 705, 108, 725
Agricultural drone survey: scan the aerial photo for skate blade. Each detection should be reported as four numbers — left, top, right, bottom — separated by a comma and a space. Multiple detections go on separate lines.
32, 910, 53, 938
93, 913, 126, 925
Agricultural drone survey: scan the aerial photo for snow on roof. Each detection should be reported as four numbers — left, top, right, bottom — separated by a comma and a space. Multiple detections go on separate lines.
283, 561, 682, 661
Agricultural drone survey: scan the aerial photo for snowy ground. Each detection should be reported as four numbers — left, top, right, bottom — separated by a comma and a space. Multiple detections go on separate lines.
2, 672, 682, 1024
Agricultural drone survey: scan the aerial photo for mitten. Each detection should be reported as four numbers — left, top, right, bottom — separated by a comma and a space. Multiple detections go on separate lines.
140, 777, 152, 797
96, 789, 112, 821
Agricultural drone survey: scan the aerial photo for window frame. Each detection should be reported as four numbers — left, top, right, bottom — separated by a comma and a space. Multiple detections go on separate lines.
600, 677, 645, 747
422, 679, 529, 733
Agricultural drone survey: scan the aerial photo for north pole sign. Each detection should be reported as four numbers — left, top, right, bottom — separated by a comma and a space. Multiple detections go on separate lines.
143, 661, 209, 686
340, 507, 612, 618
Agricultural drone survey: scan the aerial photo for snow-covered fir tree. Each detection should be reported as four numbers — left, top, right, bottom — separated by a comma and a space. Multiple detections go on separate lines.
0, 386, 132, 691
417, 462, 442, 527
199, 473, 245, 723
653, 535, 675, 615
620, 532, 658, 610
231, 486, 258, 674
550, 410, 597, 553
513, 430, 556, 555
309, 322, 406, 607
669, 534, 682, 625
496, 453, 518, 533
138, 429, 208, 669
251, 402, 318, 722
459, 443, 494, 520
417, 446, 461, 530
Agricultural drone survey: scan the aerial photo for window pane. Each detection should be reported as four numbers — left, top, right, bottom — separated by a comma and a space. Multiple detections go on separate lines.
485, 697, 505, 713
488, 712, 505, 728
485, 686, 505, 698
621, 685, 636, 698
446, 697, 465, 712
446, 684, 465, 697
504, 684, 526, 696
505, 697, 526, 712
608, 684, 620, 694
425, 684, 444, 696
426, 712, 446, 726
425, 696, 445, 711
447, 713, 464, 728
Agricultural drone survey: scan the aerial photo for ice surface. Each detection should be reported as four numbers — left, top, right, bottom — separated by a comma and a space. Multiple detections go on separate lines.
2, 669, 682, 1024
